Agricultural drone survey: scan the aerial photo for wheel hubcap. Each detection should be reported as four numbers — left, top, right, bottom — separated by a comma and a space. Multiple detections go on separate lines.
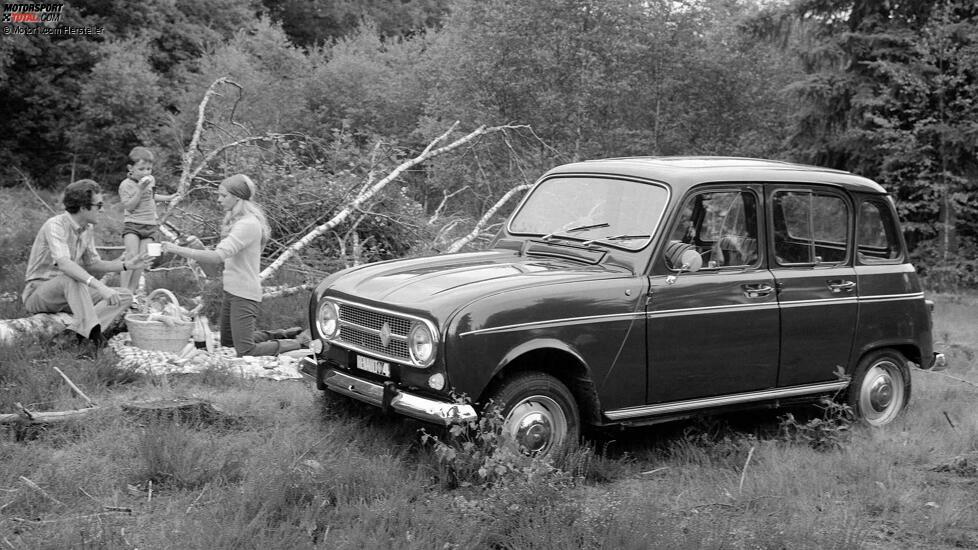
868, 376, 892, 412
859, 361, 904, 425
504, 397, 567, 455
515, 409, 552, 453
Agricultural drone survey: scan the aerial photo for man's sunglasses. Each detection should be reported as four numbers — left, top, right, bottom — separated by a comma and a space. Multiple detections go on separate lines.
88, 202, 104, 211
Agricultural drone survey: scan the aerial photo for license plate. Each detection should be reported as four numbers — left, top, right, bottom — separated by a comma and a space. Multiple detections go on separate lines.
356, 355, 390, 377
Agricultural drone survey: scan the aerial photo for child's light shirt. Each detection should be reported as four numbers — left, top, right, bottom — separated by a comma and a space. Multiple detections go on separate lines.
215, 214, 263, 302
119, 177, 158, 225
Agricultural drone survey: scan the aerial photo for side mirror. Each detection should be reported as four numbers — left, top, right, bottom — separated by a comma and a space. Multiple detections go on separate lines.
665, 241, 701, 273
679, 249, 702, 273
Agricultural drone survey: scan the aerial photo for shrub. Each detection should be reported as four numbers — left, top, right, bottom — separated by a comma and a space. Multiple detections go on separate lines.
778, 397, 854, 452
419, 398, 592, 491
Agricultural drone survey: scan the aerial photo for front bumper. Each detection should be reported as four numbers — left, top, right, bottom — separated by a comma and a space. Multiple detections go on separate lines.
300, 358, 477, 425
928, 352, 948, 371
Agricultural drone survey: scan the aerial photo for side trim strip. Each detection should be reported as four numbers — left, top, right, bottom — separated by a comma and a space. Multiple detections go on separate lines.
460, 292, 924, 337
648, 302, 779, 318
459, 312, 641, 337
603, 381, 849, 421
858, 292, 924, 303
778, 297, 857, 308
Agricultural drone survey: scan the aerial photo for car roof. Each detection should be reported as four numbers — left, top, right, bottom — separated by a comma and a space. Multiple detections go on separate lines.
544, 156, 888, 194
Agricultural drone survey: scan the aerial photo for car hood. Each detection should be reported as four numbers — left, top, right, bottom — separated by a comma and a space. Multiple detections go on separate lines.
323, 249, 630, 316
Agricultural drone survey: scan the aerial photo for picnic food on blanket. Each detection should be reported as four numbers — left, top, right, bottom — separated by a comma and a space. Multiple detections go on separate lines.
125, 288, 195, 353
107, 333, 303, 380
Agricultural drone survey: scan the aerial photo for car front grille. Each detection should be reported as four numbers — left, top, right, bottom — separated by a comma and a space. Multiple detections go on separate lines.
336, 302, 412, 363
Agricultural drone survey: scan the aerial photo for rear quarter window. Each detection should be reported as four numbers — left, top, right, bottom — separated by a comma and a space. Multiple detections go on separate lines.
856, 199, 902, 264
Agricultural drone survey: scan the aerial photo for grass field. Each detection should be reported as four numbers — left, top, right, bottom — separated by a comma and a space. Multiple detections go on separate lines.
1, 291, 975, 549
0, 180, 975, 550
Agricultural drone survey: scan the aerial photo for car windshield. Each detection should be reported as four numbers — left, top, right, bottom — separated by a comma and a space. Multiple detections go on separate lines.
508, 176, 668, 250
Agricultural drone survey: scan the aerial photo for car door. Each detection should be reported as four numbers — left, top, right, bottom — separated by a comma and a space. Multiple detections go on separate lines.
768, 186, 858, 387
646, 186, 780, 404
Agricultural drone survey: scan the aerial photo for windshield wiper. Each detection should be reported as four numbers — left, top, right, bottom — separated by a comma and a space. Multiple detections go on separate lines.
581, 234, 650, 246
541, 222, 610, 242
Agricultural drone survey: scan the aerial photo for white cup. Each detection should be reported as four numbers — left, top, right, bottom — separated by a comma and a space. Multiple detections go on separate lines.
147, 243, 162, 257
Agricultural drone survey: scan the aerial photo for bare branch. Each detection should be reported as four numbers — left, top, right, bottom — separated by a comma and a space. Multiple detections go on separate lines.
53, 367, 94, 407
445, 184, 531, 253
429, 186, 470, 225
19, 477, 63, 506
162, 135, 280, 225
14, 167, 56, 215
262, 283, 316, 300
179, 77, 231, 196
260, 123, 527, 280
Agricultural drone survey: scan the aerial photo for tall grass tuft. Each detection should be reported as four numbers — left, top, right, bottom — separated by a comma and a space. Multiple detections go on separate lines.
134, 421, 246, 490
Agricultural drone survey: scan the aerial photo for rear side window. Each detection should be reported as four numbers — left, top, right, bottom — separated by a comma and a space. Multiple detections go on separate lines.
856, 200, 902, 263
772, 190, 849, 266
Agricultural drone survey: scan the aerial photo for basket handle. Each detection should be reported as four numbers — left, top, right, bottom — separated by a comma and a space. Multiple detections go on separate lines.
147, 288, 180, 307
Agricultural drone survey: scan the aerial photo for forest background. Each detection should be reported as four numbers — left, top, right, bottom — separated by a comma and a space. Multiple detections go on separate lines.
1, 0, 976, 293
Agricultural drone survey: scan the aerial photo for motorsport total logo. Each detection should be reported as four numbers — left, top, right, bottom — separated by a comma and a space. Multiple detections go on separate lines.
2, 3, 63, 24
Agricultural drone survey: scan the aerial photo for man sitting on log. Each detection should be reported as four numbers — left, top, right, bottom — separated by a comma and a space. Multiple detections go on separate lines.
22, 179, 148, 356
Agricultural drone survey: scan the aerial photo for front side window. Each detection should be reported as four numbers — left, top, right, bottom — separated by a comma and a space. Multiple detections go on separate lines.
665, 189, 759, 270
856, 199, 901, 263
508, 177, 669, 250
772, 190, 849, 266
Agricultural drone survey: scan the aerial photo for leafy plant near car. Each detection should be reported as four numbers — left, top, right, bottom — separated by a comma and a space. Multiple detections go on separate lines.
778, 398, 855, 452
420, 399, 566, 489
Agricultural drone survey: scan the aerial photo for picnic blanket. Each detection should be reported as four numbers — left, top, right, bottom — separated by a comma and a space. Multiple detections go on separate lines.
107, 333, 307, 381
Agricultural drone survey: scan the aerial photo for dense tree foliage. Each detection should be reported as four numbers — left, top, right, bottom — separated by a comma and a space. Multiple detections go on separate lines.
261, 0, 450, 47
768, 0, 978, 285
1, 0, 976, 285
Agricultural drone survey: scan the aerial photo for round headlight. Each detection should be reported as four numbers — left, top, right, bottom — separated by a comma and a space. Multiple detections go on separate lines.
316, 300, 340, 339
408, 322, 436, 366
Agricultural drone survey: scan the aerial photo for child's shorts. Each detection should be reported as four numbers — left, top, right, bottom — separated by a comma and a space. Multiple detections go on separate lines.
123, 222, 158, 241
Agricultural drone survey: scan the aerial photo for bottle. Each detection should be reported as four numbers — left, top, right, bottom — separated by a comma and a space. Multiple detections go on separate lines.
192, 315, 208, 349
203, 321, 217, 353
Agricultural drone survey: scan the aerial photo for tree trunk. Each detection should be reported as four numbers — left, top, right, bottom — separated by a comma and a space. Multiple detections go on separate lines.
0, 313, 73, 344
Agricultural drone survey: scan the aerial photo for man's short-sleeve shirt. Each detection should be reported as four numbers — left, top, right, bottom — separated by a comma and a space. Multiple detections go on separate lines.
24, 212, 102, 283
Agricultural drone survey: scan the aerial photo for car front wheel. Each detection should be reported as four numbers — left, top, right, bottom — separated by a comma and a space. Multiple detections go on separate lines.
847, 349, 911, 427
489, 372, 580, 457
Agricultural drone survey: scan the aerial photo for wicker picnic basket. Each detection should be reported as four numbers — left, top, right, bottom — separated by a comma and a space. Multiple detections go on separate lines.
125, 288, 193, 353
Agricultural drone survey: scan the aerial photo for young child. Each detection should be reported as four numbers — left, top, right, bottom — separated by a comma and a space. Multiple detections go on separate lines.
118, 146, 175, 293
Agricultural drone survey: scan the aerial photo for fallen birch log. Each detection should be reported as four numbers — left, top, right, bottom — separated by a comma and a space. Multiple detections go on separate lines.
0, 368, 99, 426
0, 407, 100, 425
0, 312, 73, 345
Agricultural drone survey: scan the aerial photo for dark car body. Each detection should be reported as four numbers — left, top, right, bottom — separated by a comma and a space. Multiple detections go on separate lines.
303, 157, 945, 453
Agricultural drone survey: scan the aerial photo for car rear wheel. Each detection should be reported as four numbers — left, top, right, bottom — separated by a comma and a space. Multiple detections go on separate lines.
489, 372, 580, 457
847, 349, 911, 427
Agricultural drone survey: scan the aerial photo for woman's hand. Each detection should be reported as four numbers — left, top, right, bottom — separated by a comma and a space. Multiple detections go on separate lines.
161, 242, 180, 256
126, 251, 150, 271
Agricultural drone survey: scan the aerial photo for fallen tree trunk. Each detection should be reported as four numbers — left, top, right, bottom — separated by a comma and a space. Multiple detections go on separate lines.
0, 407, 99, 425
0, 313, 72, 345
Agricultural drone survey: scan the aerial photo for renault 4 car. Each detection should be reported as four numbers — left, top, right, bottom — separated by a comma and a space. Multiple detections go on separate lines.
301, 157, 946, 455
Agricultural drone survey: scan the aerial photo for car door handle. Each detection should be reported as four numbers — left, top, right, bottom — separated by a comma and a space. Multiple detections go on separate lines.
742, 283, 774, 298
827, 279, 856, 293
